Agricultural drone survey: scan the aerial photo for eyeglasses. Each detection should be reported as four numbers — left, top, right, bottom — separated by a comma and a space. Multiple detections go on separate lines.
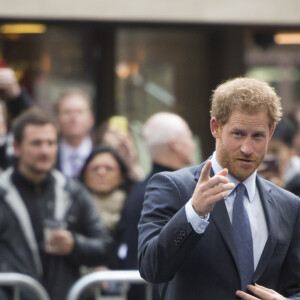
87, 164, 119, 173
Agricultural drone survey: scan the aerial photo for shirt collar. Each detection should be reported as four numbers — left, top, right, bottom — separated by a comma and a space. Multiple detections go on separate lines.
60, 137, 93, 159
211, 151, 257, 202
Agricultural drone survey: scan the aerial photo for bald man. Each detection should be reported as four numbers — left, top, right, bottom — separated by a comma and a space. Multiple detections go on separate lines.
121, 112, 195, 300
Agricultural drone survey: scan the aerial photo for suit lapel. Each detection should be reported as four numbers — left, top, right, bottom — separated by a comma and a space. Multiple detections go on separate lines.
194, 162, 280, 283
209, 176, 279, 282
252, 178, 277, 282
210, 200, 240, 270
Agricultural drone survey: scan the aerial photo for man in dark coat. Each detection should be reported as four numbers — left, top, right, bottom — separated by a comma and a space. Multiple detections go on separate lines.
121, 112, 195, 299
54, 89, 94, 178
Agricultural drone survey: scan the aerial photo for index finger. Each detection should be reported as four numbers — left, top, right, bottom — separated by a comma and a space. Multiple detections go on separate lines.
246, 284, 278, 298
199, 160, 230, 184
199, 160, 212, 183
236, 284, 277, 300
253, 283, 276, 294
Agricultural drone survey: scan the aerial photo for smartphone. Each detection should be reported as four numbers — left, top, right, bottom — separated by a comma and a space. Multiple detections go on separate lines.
108, 116, 128, 135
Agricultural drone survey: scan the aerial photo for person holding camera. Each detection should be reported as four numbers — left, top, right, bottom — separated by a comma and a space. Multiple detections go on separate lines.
258, 116, 300, 196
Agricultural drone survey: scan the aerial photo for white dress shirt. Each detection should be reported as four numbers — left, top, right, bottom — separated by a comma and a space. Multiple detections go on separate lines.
59, 137, 93, 178
185, 152, 268, 269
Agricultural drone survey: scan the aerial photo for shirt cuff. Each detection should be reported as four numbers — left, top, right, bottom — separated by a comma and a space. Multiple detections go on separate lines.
185, 199, 209, 234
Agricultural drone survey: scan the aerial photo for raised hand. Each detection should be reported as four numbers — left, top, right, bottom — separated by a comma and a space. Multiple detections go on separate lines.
45, 229, 74, 256
0, 68, 21, 100
191, 160, 235, 216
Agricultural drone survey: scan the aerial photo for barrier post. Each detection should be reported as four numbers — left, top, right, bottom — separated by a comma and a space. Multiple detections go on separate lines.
0, 273, 50, 300
66, 270, 153, 300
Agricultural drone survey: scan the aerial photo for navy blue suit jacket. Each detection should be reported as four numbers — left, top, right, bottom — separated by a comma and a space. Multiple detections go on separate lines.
138, 162, 300, 300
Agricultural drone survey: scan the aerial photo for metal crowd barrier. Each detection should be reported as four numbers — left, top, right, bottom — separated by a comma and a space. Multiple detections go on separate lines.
66, 270, 153, 300
0, 272, 50, 300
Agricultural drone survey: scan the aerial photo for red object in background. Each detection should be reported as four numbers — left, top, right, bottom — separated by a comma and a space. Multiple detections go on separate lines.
0, 61, 8, 68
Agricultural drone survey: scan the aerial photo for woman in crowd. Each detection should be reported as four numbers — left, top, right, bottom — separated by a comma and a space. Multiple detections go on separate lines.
93, 116, 144, 182
80, 145, 134, 274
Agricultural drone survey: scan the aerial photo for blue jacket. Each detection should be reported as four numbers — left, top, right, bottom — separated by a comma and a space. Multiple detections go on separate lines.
138, 162, 300, 300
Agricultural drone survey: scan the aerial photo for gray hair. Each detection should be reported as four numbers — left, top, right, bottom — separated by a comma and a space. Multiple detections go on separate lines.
143, 112, 189, 159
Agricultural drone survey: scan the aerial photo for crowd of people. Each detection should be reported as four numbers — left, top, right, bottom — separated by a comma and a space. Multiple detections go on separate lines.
0, 67, 197, 300
0, 68, 299, 300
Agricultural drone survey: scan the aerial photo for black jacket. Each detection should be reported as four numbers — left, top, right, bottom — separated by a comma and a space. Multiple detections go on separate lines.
121, 163, 174, 300
0, 168, 112, 300
122, 163, 174, 269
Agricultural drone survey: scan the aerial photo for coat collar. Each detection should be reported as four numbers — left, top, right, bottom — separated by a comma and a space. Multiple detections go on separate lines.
0, 168, 73, 277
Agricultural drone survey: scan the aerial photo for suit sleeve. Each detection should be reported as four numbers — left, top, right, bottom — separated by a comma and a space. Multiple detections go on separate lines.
138, 172, 202, 284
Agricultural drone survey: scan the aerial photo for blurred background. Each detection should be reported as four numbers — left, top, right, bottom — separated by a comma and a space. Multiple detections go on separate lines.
1, 0, 300, 172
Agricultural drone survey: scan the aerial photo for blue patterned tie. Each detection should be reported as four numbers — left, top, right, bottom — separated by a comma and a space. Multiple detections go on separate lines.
232, 183, 254, 291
